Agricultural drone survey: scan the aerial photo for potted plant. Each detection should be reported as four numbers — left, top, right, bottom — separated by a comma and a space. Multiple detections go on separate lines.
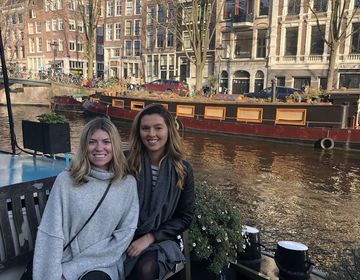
22, 112, 71, 154
189, 181, 244, 277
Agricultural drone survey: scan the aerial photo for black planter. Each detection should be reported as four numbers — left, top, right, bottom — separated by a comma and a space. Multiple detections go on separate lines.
22, 120, 71, 154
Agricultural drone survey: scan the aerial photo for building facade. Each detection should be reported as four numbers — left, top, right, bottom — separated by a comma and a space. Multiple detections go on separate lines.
2, 0, 360, 92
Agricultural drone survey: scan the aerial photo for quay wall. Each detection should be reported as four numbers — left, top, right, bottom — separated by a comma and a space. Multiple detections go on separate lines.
0, 83, 96, 106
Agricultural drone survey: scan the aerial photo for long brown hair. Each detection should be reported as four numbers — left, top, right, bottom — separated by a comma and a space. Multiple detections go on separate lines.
70, 117, 128, 185
127, 103, 186, 189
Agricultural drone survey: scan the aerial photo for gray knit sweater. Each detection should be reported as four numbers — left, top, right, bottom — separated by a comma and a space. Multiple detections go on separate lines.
33, 168, 139, 280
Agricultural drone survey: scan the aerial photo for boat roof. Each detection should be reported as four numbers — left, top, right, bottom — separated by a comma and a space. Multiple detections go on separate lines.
0, 152, 67, 188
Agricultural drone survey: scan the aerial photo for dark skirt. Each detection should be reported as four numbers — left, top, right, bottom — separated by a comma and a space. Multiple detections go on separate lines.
124, 240, 185, 280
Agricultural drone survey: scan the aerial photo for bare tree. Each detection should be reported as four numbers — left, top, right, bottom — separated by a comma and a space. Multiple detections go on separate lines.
77, 0, 102, 80
308, 0, 360, 91
155, 0, 222, 93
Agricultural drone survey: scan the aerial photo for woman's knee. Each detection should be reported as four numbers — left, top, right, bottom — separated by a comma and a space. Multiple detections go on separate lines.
80, 270, 111, 280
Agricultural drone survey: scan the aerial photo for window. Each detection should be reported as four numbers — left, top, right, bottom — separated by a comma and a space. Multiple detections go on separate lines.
287, 0, 300, 15
134, 40, 141, 56
28, 23, 34, 34
355, 0, 360, 8
107, 24, 113, 40
223, 0, 234, 19
125, 40, 132, 56
157, 28, 164, 48
58, 0, 63, 9
134, 20, 141, 36
339, 73, 360, 89
12, 14, 17, 24
97, 45, 104, 55
52, 19, 57, 31
285, 27, 298, 55
147, 30, 154, 48
29, 9, 36, 18
69, 19, 75, 31
77, 21, 84, 32
77, 42, 83, 52
235, 31, 252, 58
46, 40, 52, 51
135, 0, 141, 14
147, 5, 154, 24
126, 0, 133, 15
115, 23, 121, 40
116, 0, 122, 15
167, 30, 174, 47
58, 19, 64, 30
68, 0, 75, 10
276, 76, 286, 86
310, 25, 325, 55
313, 0, 328, 12
114, 48, 120, 56
59, 40, 64, 51
69, 41, 75, 51
107, 1, 114, 16
183, 32, 191, 49
97, 25, 104, 36
259, 0, 269, 16
36, 22, 41, 33
125, 20, 132, 35
257, 29, 267, 58
294, 77, 311, 89
157, 4, 164, 22
351, 23, 360, 54
29, 38, 35, 53
46, 20, 51, 31
255, 71, 264, 92
36, 37, 42, 52
18, 13, 23, 23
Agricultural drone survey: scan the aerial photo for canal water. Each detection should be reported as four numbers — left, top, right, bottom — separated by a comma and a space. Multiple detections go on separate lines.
1, 105, 360, 273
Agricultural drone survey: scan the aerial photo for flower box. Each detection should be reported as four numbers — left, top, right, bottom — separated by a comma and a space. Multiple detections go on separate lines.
22, 120, 71, 154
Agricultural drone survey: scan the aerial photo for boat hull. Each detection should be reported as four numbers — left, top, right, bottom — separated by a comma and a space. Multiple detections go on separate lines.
51, 96, 85, 113
82, 96, 360, 151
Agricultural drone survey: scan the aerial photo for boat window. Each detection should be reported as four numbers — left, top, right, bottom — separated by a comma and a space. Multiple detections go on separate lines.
131, 101, 145, 111
275, 109, 307, 126
176, 105, 195, 118
112, 99, 124, 108
237, 108, 263, 123
204, 107, 226, 120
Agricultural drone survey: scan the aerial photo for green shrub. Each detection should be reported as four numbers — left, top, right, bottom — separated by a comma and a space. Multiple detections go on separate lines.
37, 112, 67, 124
189, 181, 244, 275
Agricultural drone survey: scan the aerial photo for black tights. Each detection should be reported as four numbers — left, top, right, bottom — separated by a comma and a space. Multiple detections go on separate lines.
80, 270, 111, 280
128, 251, 159, 280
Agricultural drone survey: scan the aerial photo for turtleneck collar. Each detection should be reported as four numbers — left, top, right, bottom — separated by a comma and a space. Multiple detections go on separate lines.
89, 167, 114, 181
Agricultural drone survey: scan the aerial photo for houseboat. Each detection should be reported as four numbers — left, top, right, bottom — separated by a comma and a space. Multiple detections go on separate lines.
82, 92, 360, 151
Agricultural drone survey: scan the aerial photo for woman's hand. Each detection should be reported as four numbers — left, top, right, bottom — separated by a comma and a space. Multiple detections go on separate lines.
127, 233, 155, 257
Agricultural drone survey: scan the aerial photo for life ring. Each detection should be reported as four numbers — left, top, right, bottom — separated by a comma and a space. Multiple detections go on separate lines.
320, 137, 334, 150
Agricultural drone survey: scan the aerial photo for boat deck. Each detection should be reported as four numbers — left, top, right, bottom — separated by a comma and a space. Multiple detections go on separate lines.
0, 152, 67, 188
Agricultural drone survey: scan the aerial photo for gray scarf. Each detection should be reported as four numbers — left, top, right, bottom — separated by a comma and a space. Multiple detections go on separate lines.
135, 153, 182, 237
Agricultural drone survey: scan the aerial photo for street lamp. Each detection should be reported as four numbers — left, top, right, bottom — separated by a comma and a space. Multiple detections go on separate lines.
50, 41, 58, 79
216, 44, 225, 94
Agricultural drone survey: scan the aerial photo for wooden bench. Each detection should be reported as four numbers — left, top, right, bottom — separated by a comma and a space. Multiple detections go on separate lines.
0, 176, 191, 280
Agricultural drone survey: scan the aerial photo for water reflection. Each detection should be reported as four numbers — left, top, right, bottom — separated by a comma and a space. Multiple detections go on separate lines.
1, 106, 360, 272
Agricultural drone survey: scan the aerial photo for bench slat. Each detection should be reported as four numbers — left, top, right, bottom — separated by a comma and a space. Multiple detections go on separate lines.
37, 190, 48, 217
24, 192, 39, 247
0, 194, 16, 260
11, 196, 30, 255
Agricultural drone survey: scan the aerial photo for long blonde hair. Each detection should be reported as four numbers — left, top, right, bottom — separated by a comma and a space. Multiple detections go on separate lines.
127, 104, 187, 189
70, 117, 128, 185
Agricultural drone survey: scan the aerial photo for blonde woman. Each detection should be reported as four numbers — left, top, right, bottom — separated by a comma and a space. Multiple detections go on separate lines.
33, 117, 139, 280
125, 104, 195, 280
